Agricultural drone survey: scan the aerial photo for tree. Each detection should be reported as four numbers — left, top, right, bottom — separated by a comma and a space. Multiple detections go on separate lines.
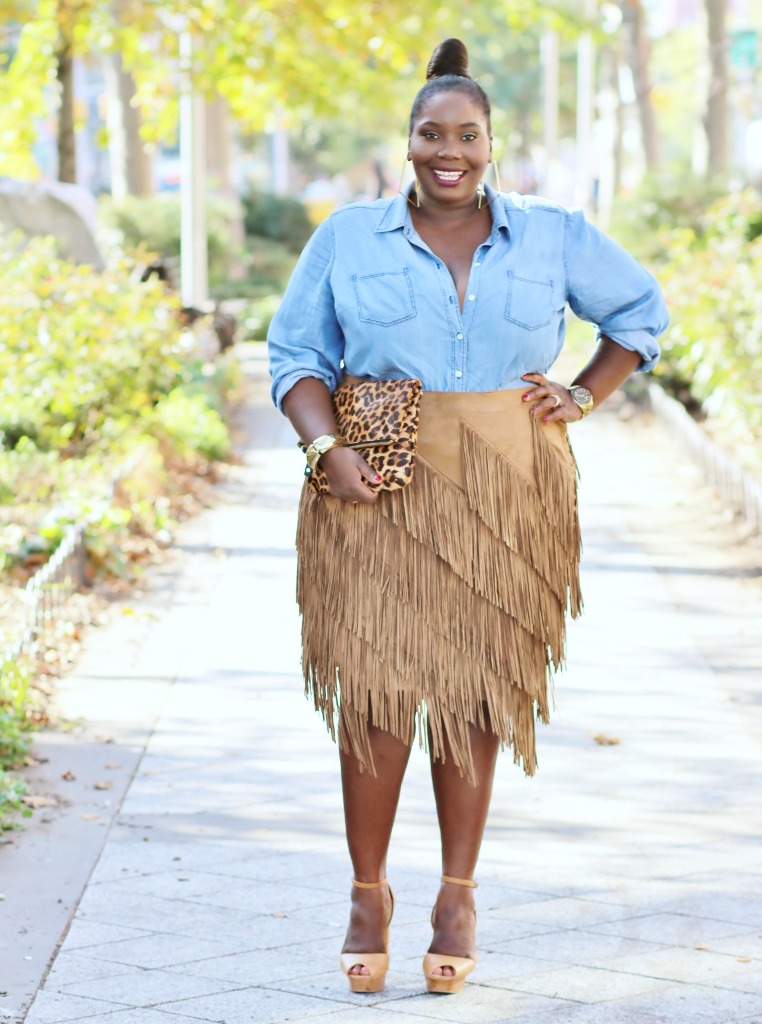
704, 0, 729, 180
619, 0, 660, 172
0, 0, 584, 184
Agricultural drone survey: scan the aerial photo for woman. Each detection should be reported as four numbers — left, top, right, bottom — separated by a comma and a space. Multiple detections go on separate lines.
268, 39, 668, 996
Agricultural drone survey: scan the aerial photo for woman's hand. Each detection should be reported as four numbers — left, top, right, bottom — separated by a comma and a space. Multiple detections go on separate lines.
320, 446, 382, 504
521, 372, 583, 424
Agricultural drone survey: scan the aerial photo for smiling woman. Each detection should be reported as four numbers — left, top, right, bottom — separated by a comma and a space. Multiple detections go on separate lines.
268, 36, 669, 1001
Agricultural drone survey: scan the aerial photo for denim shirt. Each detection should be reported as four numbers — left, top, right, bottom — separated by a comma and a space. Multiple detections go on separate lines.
268, 186, 668, 411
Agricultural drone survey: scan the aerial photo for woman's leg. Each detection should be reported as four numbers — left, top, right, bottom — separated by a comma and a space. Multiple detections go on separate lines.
340, 723, 412, 974
428, 715, 500, 973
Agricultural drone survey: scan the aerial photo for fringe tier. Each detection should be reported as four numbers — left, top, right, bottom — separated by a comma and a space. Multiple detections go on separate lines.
295, 388, 582, 784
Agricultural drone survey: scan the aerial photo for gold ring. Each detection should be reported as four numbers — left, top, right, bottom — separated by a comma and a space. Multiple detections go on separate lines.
551, 394, 562, 408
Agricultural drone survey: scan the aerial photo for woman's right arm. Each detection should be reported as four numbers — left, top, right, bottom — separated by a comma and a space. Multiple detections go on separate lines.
269, 217, 381, 503
282, 377, 381, 504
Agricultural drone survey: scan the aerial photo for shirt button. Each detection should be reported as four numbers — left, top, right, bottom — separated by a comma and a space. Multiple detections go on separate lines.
456, 333, 463, 340
468, 294, 475, 301
455, 370, 463, 379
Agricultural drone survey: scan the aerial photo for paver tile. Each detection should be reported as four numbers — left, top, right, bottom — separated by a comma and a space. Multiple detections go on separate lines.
593, 912, 752, 946
157, 986, 353, 1023
379, 986, 580, 1022
87, 931, 258, 970
494, 964, 671, 1002
24, 991, 126, 1024
56, 967, 240, 1008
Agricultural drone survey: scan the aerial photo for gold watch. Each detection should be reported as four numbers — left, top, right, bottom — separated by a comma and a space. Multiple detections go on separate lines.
568, 385, 594, 418
303, 433, 345, 472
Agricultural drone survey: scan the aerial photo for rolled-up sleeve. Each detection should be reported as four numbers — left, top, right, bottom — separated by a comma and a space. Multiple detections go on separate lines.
268, 216, 344, 411
564, 209, 669, 371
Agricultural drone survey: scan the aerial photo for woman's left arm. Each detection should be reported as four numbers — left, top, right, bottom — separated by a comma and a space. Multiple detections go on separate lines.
522, 336, 641, 424
523, 209, 669, 424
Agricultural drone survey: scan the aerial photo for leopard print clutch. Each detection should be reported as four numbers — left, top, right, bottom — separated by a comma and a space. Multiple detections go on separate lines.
305, 378, 422, 494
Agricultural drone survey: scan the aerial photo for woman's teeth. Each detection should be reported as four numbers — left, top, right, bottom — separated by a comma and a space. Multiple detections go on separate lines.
433, 170, 465, 182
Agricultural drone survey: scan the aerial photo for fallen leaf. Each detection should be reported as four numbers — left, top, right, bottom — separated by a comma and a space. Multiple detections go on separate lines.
271, 912, 287, 918
104, 763, 122, 770
737, 957, 752, 963
81, 813, 100, 821
61, 770, 77, 782
22, 795, 57, 808
93, 781, 113, 791
592, 734, 621, 746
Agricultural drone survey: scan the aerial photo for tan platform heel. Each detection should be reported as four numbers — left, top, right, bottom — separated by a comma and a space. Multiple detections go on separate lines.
422, 875, 478, 994
339, 878, 394, 993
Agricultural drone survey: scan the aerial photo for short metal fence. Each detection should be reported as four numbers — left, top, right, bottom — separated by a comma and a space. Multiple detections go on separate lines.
648, 383, 762, 534
1, 521, 89, 667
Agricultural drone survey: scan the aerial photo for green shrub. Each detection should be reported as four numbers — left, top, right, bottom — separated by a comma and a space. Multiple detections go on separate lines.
241, 190, 314, 252
0, 659, 34, 766
608, 174, 727, 263
0, 233, 183, 455
656, 189, 762, 473
241, 294, 282, 341
99, 194, 242, 288
0, 658, 34, 829
151, 389, 230, 461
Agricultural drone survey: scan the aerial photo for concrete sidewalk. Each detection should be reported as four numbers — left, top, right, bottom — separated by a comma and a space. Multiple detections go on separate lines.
8, 347, 762, 1024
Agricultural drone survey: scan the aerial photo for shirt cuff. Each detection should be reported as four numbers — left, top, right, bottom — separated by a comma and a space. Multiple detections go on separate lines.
596, 329, 660, 373
272, 369, 337, 413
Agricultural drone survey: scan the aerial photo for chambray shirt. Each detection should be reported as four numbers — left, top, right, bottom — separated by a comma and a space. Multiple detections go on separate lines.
268, 186, 668, 411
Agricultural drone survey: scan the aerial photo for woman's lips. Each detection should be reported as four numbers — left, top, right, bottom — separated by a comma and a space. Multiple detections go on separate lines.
431, 169, 467, 186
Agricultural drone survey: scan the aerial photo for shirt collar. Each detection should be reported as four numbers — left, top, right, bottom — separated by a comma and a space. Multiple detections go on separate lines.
374, 184, 511, 237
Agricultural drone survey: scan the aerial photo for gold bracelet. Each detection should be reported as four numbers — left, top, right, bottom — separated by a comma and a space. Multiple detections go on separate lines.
303, 433, 346, 471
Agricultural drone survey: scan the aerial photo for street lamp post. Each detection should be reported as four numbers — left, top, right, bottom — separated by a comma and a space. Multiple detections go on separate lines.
179, 28, 207, 309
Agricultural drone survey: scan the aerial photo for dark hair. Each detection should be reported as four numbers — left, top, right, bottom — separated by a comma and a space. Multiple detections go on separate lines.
408, 39, 491, 136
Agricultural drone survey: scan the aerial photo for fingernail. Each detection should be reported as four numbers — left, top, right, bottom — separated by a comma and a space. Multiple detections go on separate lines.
530, 407, 536, 413
543, 416, 549, 423
522, 394, 530, 400
375, 475, 382, 482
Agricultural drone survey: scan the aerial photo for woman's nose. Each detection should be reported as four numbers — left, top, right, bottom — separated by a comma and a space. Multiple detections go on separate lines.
437, 140, 460, 158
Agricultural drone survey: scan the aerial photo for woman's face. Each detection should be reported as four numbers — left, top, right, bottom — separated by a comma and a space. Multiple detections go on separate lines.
408, 89, 491, 209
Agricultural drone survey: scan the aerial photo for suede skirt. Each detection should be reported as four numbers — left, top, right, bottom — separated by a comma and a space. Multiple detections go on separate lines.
295, 388, 582, 784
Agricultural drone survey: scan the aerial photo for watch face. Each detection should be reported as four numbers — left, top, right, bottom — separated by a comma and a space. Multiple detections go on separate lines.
571, 386, 592, 404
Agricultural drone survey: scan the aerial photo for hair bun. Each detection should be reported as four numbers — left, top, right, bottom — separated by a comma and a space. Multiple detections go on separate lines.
426, 38, 470, 81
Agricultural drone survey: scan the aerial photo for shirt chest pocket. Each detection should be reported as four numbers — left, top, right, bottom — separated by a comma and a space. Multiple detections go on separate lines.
505, 273, 554, 330
353, 269, 417, 327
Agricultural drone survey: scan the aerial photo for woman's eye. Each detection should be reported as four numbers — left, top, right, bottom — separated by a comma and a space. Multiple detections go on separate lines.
462, 133, 477, 142
423, 132, 439, 139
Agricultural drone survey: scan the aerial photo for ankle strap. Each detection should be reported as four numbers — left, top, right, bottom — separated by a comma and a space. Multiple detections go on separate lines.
352, 878, 388, 889
441, 875, 478, 888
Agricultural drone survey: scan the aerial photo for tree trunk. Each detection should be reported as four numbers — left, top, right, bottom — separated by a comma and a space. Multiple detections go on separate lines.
620, 0, 660, 173
105, 53, 154, 199
705, 0, 729, 180
56, 44, 76, 183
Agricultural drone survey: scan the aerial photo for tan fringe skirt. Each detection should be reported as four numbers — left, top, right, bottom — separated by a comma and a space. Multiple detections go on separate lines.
296, 388, 582, 783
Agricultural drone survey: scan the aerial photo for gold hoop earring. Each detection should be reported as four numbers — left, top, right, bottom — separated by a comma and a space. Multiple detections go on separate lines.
492, 159, 502, 194
398, 157, 420, 207
476, 161, 501, 210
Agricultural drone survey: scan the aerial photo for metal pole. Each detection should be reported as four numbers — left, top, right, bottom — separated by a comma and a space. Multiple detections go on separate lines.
179, 29, 208, 308
575, 5, 596, 211
541, 29, 560, 194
